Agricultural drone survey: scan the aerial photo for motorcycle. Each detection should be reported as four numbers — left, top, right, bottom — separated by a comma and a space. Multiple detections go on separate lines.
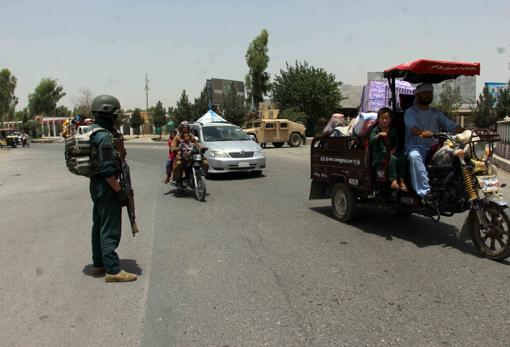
424, 129, 509, 260
175, 147, 208, 201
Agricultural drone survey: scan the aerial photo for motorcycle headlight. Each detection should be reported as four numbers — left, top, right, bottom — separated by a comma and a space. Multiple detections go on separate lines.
210, 151, 229, 158
473, 142, 489, 161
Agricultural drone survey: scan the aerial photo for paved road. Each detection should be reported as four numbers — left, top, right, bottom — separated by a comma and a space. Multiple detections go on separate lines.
1, 144, 509, 346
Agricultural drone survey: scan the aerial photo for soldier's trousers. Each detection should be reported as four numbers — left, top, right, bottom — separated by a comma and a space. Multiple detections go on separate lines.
91, 195, 122, 275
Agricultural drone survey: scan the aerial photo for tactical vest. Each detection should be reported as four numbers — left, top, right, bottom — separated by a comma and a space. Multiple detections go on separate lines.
65, 127, 113, 177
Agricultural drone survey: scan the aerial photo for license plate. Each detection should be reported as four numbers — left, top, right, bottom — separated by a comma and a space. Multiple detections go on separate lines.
238, 162, 250, 168
477, 175, 501, 193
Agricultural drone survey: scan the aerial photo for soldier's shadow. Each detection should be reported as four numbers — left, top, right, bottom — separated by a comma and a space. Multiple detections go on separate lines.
82, 259, 143, 276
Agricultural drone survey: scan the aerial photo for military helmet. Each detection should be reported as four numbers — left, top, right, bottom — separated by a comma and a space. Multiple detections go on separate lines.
91, 95, 121, 116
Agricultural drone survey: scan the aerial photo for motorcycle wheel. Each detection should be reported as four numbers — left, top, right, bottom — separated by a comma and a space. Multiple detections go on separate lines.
331, 183, 357, 222
194, 174, 207, 201
470, 201, 510, 260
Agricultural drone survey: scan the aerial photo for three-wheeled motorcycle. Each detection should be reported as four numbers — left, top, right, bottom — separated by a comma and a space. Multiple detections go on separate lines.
309, 59, 510, 260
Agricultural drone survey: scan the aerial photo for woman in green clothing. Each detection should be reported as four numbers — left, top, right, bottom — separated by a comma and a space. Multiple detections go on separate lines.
369, 107, 408, 192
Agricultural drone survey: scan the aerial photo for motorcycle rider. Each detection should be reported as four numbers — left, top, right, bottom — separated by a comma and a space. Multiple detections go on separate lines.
88, 95, 137, 282
404, 83, 464, 205
171, 121, 208, 188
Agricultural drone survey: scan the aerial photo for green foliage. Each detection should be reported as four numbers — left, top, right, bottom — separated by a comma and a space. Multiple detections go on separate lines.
473, 86, 497, 128
28, 78, 65, 116
19, 120, 41, 138
0, 68, 18, 123
130, 108, 144, 135
281, 106, 307, 123
152, 100, 166, 137
54, 105, 71, 118
436, 80, 462, 117
173, 90, 193, 125
222, 83, 247, 126
495, 84, 510, 121
192, 86, 209, 121
245, 29, 270, 105
272, 61, 343, 135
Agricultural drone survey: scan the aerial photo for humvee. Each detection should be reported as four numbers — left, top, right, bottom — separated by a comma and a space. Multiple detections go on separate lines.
244, 118, 306, 148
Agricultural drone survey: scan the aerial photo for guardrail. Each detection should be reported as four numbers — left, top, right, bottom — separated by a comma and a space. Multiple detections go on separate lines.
496, 119, 510, 159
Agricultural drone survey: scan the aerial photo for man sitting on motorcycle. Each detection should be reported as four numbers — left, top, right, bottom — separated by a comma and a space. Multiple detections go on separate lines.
171, 121, 208, 187
404, 83, 464, 205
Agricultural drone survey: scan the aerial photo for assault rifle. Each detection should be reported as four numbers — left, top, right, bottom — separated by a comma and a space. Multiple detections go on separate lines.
114, 136, 139, 237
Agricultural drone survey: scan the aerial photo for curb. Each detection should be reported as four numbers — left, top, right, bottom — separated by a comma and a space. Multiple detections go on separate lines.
493, 155, 510, 173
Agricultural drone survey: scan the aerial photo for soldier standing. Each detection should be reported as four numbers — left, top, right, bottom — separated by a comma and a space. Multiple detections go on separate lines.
88, 95, 137, 282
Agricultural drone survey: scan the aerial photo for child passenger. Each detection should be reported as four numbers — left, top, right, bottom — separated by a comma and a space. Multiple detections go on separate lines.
178, 132, 196, 167
164, 130, 177, 184
369, 107, 408, 192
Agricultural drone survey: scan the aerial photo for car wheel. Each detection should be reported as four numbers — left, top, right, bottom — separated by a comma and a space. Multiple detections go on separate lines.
252, 170, 263, 177
288, 133, 302, 147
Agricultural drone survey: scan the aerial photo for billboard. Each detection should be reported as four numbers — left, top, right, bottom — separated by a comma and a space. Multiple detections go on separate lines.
485, 82, 508, 97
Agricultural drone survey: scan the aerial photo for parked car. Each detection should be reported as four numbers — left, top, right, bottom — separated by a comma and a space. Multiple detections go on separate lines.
191, 121, 265, 175
244, 118, 306, 148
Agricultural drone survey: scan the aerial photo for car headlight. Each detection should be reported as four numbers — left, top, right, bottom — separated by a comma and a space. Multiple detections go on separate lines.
255, 149, 264, 156
210, 151, 229, 158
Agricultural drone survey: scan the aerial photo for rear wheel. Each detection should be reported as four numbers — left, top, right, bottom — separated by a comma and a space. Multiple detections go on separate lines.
272, 142, 284, 148
470, 202, 510, 260
331, 183, 357, 222
288, 133, 302, 147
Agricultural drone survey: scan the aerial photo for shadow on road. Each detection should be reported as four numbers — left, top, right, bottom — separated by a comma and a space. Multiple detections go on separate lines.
206, 172, 265, 181
163, 187, 209, 202
309, 205, 484, 258
82, 259, 143, 277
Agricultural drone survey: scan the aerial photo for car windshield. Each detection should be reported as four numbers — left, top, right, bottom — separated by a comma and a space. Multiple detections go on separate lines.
202, 125, 250, 142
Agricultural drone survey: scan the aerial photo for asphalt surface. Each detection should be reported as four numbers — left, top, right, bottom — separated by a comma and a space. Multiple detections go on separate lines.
1, 143, 509, 346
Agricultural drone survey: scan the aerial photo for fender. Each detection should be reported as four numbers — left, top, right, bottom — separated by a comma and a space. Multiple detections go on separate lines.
487, 195, 508, 207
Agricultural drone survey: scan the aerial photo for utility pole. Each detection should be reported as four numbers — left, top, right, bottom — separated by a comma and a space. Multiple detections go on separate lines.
145, 74, 150, 112
144, 74, 149, 135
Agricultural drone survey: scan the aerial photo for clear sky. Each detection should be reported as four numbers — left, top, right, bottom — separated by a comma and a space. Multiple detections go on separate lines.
1, 0, 509, 111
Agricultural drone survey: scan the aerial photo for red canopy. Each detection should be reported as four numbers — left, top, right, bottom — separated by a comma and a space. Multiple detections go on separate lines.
384, 59, 480, 83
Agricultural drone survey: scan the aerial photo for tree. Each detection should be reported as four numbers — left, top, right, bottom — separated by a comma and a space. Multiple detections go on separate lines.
173, 90, 193, 125
245, 29, 270, 106
28, 78, 65, 116
272, 61, 344, 135
54, 105, 71, 118
0, 68, 18, 123
130, 108, 144, 137
436, 80, 462, 118
72, 87, 94, 118
473, 86, 497, 128
192, 86, 209, 121
152, 100, 166, 139
222, 83, 247, 126
495, 84, 510, 121
281, 106, 307, 124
